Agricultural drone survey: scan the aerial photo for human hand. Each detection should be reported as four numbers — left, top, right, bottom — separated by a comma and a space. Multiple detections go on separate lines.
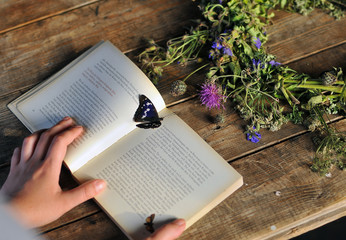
146, 219, 186, 240
0, 117, 106, 228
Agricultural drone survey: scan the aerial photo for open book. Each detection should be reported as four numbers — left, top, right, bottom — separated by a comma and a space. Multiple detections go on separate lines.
8, 41, 243, 240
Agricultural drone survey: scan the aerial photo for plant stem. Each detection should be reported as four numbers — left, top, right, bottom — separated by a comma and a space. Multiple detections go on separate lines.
182, 63, 210, 82
285, 84, 343, 93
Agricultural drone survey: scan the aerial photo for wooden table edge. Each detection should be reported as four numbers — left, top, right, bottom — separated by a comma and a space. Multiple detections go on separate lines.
261, 199, 346, 240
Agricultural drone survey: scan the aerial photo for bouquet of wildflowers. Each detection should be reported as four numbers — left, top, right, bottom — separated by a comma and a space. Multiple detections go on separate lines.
139, 0, 345, 174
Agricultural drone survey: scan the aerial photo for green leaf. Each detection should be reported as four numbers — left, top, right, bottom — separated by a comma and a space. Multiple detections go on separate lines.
232, 14, 244, 22
242, 41, 253, 57
248, 27, 259, 37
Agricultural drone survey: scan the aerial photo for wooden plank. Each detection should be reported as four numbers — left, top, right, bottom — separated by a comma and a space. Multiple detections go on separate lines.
266, 205, 346, 239
0, 0, 100, 34
267, 9, 337, 45
286, 43, 346, 78
40, 212, 127, 240
266, 9, 346, 65
0, 0, 199, 97
40, 119, 346, 239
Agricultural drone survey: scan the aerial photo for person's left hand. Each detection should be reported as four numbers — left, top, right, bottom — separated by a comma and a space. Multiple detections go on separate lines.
1, 117, 106, 228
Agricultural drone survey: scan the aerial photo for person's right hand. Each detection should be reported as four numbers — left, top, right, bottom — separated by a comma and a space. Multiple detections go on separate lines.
146, 219, 186, 240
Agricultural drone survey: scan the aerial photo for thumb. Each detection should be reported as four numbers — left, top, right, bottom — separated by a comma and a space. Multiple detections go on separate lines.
148, 219, 186, 240
62, 179, 106, 210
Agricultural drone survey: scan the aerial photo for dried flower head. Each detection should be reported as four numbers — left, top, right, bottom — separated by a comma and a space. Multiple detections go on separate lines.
321, 71, 338, 86
170, 80, 187, 96
200, 82, 226, 110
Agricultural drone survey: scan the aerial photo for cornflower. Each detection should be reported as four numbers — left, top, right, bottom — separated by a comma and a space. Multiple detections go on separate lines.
253, 37, 262, 49
222, 47, 233, 56
269, 60, 281, 66
252, 58, 264, 69
211, 41, 222, 50
246, 126, 262, 143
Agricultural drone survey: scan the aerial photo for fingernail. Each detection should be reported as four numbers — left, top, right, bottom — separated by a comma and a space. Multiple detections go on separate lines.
173, 219, 185, 226
94, 180, 106, 193
63, 116, 70, 121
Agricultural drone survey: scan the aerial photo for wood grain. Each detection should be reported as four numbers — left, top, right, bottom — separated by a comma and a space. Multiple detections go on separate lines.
286, 43, 346, 78
266, 9, 346, 65
1, 1, 345, 239
0, 0, 100, 33
0, 0, 199, 97
41, 212, 127, 240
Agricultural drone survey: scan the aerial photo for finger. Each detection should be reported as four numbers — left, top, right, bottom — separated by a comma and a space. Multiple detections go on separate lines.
30, 117, 74, 162
148, 219, 186, 240
44, 125, 83, 173
61, 179, 106, 212
10, 147, 21, 170
20, 131, 42, 163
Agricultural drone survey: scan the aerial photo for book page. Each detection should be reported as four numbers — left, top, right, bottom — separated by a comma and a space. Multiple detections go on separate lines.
8, 41, 165, 172
74, 108, 243, 240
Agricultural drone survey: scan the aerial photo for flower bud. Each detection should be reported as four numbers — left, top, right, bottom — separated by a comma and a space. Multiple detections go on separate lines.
145, 46, 157, 52
214, 113, 225, 124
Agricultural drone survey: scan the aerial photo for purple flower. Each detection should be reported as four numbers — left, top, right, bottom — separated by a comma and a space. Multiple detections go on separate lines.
269, 60, 281, 66
252, 58, 263, 68
246, 127, 262, 143
222, 47, 233, 56
219, 0, 223, 4
252, 58, 265, 69
253, 37, 262, 49
200, 83, 226, 110
212, 41, 222, 50
208, 52, 214, 59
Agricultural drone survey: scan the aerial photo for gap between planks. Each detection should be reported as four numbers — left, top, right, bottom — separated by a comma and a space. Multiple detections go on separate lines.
38, 210, 102, 235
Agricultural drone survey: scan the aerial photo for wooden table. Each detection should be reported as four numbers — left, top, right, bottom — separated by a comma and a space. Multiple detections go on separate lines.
1, 1, 345, 239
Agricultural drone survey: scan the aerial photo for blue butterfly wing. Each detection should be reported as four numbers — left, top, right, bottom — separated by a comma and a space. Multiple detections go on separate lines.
134, 95, 162, 129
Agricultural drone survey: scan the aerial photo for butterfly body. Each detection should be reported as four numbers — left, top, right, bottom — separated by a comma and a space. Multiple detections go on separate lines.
134, 95, 163, 129
144, 213, 155, 233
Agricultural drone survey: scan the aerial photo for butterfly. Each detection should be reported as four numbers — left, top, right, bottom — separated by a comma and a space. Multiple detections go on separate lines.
144, 213, 155, 233
133, 94, 163, 129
